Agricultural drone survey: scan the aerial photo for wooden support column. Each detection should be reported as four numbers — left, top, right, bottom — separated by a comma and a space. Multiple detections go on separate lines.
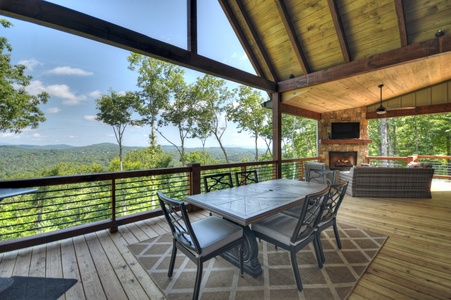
272, 92, 282, 178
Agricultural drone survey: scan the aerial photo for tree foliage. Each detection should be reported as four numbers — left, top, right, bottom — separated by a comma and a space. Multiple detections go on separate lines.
96, 89, 140, 170
0, 19, 49, 133
127, 53, 185, 149
369, 113, 451, 157
227, 86, 271, 161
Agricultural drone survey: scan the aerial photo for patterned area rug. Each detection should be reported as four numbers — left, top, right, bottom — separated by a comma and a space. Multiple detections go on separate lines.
128, 223, 387, 300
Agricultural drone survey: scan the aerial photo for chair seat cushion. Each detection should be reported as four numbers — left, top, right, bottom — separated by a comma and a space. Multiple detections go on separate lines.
191, 216, 243, 257
252, 213, 309, 245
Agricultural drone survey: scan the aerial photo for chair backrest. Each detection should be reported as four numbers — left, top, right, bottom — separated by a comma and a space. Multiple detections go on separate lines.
306, 169, 336, 185
235, 170, 258, 186
157, 191, 201, 254
203, 172, 233, 192
321, 181, 348, 221
291, 187, 330, 243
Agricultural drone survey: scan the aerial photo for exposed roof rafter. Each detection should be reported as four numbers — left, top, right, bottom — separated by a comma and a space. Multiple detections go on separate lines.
218, 0, 266, 79
234, 0, 279, 82
327, 0, 351, 63
274, 0, 310, 74
394, 0, 408, 47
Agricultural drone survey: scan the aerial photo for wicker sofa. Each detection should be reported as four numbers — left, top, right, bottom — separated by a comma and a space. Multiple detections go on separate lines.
339, 166, 434, 198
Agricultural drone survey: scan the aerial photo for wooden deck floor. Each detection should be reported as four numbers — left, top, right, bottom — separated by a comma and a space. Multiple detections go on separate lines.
1, 181, 450, 299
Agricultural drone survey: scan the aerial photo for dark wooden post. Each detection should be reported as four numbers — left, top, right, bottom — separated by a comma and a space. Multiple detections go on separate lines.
110, 179, 118, 233
272, 92, 282, 178
188, 162, 201, 195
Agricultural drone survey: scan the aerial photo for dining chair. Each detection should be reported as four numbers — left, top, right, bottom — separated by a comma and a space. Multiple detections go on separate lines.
306, 169, 337, 185
251, 187, 330, 291
315, 181, 348, 264
203, 172, 233, 192
235, 170, 258, 186
157, 191, 244, 300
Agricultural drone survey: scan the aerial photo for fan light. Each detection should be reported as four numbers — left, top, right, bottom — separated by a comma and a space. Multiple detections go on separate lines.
376, 84, 387, 114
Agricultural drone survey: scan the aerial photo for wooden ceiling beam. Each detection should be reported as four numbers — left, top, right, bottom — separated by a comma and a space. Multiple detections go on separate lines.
394, 0, 408, 47
327, 0, 351, 63
218, 0, 266, 79
279, 34, 451, 93
187, 0, 197, 53
234, 0, 279, 82
0, 0, 277, 92
274, 0, 310, 74
280, 104, 321, 120
366, 103, 451, 119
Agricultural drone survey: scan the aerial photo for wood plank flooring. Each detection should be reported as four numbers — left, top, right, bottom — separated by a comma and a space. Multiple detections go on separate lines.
1, 181, 450, 299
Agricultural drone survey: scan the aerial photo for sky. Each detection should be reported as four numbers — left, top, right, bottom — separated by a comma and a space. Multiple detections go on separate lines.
1, 0, 266, 148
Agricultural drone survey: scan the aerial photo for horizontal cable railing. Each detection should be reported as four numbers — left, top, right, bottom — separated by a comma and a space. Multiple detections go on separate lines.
0, 158, 322, 252
365, 155, 451, 179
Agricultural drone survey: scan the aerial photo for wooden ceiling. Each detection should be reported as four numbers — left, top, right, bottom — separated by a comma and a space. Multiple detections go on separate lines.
1, 0, 451, 120
220, 0, 451, 118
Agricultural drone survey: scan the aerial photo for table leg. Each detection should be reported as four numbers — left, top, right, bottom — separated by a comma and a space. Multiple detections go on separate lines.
220, 225, 262, 278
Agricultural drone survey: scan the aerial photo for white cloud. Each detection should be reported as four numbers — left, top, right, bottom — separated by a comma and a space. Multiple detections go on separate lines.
31, 133, 45, 140
45, 66, 94, 76
47, 107, 61, 114
89, 90, 102, 99
18, 58, 43, 71
84, 115, 97, 121
24, 80, 87, 105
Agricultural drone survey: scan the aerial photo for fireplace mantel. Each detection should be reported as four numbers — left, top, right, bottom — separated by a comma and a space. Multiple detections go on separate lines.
321, 139, 372, 145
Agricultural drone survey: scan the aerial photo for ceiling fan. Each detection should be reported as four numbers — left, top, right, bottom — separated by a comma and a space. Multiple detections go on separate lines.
376, 84, 415, 114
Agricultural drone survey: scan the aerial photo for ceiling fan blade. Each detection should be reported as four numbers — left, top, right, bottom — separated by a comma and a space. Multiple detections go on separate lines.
386, 107, 416, 111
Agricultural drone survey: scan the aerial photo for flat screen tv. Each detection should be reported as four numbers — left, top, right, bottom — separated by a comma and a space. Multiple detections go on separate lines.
331, 122, 360, 139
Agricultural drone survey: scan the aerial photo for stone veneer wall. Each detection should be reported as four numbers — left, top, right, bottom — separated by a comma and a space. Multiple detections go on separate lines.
318, 107, 369, 168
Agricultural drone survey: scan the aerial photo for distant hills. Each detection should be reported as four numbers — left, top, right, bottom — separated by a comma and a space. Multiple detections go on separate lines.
0, 143, 260, 179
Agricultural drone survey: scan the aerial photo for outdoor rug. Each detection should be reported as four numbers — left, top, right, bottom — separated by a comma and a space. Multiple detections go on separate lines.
128, 223, 387, 300
0, 276, 77, 300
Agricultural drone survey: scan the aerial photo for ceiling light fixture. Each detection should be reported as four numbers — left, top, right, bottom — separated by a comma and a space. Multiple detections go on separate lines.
376, 84, 387, 114
435, 29, 444, 37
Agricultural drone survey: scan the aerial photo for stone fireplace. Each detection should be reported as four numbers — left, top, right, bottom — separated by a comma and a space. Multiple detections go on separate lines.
329, 151, 357, 171
318, 107, 371, 168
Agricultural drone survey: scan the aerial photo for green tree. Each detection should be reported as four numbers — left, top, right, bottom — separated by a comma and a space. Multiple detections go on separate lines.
157, 77, 197, 166
127, 53, 184, 150
95, 89, 139, 171
0, 19, 49, 133
194, 74, 233, 163
227, 86, 270, 161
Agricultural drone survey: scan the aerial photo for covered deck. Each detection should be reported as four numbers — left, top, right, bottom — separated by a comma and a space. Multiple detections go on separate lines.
1, 181, 450, 299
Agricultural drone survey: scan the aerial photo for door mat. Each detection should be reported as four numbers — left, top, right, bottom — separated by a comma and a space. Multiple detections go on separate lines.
0, 276, 77, 300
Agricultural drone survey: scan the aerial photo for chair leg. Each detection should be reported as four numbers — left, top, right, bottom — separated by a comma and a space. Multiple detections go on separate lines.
314, 233, 325, 268
193, 261, 203, 300
168, 241, 177, 278
289, 250, 303, 291
333, 222, 342, 249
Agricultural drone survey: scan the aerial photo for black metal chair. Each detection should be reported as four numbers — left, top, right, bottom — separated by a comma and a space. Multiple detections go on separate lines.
157, 191, 244, 300
251, 187, 330, 291
235, 170, 258, 186
203, 172, 233, 192
306, 169, 337, 185
315, 181, 348, 264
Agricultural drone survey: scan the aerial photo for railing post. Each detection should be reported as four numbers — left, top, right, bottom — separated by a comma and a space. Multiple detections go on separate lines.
188, 162, 201, 195
110, 179, 118, 233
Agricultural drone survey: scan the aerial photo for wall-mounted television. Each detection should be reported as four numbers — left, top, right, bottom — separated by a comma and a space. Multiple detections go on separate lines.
331, 122, 360, 139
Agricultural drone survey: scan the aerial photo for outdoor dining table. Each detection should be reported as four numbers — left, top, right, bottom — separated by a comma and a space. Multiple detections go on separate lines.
184, 178, 327, 277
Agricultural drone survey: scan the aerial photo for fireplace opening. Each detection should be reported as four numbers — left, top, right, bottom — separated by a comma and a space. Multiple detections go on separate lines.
329, 151, 357, 171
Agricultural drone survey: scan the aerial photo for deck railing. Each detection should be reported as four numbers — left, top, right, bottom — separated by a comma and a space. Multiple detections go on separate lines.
365, 154, 451, 179
0, 157, 321, 252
